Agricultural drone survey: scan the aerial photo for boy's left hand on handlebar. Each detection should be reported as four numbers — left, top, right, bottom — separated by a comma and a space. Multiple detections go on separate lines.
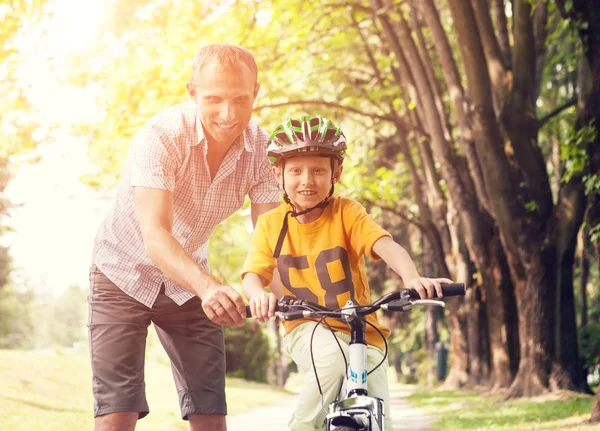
249, 292, 278, 322
405, 277, 455, 299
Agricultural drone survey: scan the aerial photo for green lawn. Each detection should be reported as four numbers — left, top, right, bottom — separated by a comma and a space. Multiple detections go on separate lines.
407, 387, 599, 431
0, 349, 292, 431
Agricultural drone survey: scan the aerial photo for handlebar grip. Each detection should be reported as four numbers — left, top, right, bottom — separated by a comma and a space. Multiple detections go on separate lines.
408, 283, 465, 299
441, 283, 466, 297
279, 311, 305, 321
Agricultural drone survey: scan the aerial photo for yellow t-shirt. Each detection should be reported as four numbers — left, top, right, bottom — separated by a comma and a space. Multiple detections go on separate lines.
241, 195, 392, 350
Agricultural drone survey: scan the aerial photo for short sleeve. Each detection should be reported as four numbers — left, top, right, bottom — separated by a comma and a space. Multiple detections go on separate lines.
246, 127, 281, 204
248, 156, 281, 204
130, 122, 179, 192
345, 200, 392, 260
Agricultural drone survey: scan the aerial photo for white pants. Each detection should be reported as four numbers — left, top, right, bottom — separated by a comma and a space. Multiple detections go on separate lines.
283, 322, 393, 431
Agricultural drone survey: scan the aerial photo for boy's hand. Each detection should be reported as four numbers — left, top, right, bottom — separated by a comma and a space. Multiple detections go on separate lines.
405, 277, 454, 299
249, 292, 278, 322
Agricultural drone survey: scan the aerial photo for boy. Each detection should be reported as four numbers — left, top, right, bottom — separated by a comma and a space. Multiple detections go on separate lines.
241, 115, 453, 431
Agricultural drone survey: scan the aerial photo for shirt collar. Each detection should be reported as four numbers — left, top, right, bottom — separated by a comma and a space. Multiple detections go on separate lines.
193, 113, 256, 153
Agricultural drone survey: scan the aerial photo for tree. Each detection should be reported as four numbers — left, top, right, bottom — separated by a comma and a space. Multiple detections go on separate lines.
0, 0, 49, 335
68, 0, 599, 397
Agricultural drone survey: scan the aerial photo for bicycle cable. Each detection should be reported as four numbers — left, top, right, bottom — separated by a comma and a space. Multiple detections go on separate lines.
303, 304, 389, 413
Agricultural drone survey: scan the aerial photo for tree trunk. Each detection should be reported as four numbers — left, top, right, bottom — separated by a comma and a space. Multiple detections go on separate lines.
443, 216, 470, 388
592, 388, 600, 423
491, 233, 520, 381
447, 0, 559, 398
466, 284, 483, 385
483, 234, 515, 388
551, 180, 590, 392
579, 227, 590, 328
422, 235, 440, 387
491, 0, 512, 67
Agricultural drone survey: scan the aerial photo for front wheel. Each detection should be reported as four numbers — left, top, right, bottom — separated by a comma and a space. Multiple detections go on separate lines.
326, 395, 384, 431
327, 414, 368, 430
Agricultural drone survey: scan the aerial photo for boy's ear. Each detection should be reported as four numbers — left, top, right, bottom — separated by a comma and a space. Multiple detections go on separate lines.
332, 164, 343, 184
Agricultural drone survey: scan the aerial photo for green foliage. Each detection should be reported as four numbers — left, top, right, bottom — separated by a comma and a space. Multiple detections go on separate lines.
407, 388, 595, 430
524, 200, 540, 213
591, 223, 600, 245
583, 173, 600, 195
0, 283, 87, 350
579, 324, 600, 370
207, 200, 258, 287
224, 321, 271, 382
31, 285, 88, 349
0, 284, 35, 349
561, 120, 596, 183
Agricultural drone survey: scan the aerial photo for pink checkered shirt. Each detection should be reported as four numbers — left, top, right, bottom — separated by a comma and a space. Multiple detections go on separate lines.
91, 102, 280, 308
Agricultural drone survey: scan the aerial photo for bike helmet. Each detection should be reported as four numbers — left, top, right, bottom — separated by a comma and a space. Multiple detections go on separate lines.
266, 115, 347, 165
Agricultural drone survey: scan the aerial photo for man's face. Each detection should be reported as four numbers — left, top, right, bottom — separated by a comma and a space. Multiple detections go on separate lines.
187, 59, 259, 150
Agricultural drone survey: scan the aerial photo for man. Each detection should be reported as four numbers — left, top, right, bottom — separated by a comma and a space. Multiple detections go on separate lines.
88, 44, 280, 431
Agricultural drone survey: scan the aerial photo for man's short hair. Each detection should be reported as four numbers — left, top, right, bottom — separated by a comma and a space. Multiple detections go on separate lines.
191, 44, 258, 82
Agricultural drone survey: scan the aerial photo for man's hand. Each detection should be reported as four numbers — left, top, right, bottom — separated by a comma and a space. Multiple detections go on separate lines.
249, 292, 277, 323
405, 277, 454, 299
200, 284, 246, 327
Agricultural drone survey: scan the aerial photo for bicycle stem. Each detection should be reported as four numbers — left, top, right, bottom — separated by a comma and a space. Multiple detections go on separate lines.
342, 304, 369, 397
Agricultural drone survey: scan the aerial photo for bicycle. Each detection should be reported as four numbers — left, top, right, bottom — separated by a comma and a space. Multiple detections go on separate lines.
246, 283, 465, 431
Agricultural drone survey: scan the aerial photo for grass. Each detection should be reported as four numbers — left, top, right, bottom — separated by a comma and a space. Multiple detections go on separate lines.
406, 387, 599, 431
0, 348, 292, 431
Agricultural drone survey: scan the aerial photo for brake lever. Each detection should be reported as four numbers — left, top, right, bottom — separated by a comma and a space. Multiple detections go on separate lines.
412, 299, 446, 308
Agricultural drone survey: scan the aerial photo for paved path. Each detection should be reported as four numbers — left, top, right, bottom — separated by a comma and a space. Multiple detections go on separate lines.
228, 386, 436, 430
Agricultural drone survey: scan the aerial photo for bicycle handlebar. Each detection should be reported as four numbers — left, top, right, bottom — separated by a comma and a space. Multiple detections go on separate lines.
245, 283, 465, 319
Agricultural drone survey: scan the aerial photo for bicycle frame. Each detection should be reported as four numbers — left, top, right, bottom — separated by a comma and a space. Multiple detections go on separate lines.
246, 284, 465, 431
325, 301, 384, 431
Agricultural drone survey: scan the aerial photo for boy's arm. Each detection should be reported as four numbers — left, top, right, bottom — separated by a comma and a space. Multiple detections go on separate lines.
242, 273, 277, 322
372, 236, 452, 298
242, 272, 269, 299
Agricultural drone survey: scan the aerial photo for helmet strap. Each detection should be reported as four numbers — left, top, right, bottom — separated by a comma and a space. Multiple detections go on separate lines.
273, 158, 336, 259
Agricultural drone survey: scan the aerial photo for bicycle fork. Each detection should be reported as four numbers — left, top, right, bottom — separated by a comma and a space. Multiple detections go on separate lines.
326, 303, 385, 430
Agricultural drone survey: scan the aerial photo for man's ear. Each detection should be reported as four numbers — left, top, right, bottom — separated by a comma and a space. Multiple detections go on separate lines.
332, 164, 344, 184
254, 81, 261, 99
272, 165, 283, 185
186, 81, 195, 99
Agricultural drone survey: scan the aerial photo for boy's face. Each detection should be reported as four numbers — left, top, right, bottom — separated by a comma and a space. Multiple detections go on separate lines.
274, 155, 343, 211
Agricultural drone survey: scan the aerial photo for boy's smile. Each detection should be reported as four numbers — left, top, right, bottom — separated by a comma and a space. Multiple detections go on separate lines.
275, 155, 343, 220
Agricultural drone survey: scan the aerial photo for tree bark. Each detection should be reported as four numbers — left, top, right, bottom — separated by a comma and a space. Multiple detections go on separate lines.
491, 0, 512, 68
418, 0, 493, 217
466, 284, 483, 385
592, 388, 600, 423
470, 0, 508, 110
551, 180, 590, 392
443, 200, 471, 388
447, 0, 555, 398
579, 227, 590, 328
423, 235, 440, 387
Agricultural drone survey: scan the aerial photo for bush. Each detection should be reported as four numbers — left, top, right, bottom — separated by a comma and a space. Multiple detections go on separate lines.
579, 323, 600, 370
225, 320, 271, 382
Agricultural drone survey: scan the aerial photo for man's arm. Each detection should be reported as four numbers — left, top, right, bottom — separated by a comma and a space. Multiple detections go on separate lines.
135, 186, 245, 326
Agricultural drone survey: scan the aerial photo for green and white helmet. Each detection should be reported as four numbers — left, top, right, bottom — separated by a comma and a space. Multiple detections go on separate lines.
266, 115, 347, 165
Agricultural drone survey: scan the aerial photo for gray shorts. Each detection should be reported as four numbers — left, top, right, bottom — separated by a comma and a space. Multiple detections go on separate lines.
87, 264, 226, 420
